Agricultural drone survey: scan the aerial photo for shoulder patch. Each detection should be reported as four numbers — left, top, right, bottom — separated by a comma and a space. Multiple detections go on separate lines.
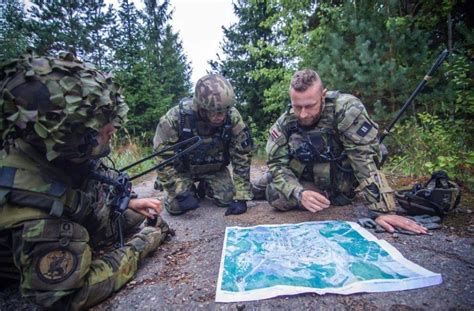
266, 121, 287, 155
36, 248, 78, 284
356, 121, 373, 137
270, 127, 283, 141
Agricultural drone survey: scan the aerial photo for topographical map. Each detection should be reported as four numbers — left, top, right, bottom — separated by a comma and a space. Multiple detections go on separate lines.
216, 221, 442, 302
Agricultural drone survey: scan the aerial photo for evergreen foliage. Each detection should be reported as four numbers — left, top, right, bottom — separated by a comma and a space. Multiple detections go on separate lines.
0, 0, 192, 143
210, 0, 285, 147
0, 0, 30, 60
0, 0, 472, 185
212, 0, 472, 185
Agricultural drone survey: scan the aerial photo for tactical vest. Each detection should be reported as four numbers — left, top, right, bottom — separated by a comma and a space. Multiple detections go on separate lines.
175, 99, 233, 175
284, 92, 353, 192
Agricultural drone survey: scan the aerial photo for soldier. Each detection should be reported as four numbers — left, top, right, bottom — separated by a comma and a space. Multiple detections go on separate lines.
256, 69, 427, 234
0, 52, 169, 309
153, 74, 253, 216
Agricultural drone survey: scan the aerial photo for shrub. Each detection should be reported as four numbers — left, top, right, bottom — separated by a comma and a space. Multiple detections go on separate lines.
105, 135, 155, 181
386, 112, 473, 190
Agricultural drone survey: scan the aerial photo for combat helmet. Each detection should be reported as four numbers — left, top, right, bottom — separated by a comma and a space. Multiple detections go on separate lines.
193, 74, 235, 112
0, 52, 128, 161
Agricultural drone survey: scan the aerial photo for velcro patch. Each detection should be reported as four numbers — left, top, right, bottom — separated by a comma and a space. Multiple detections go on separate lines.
270, 127, 282, 141
36, 249, 78, 284
356, 121, 372, 137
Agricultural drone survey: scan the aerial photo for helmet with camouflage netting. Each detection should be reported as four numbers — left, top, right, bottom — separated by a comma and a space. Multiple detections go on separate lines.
0, 52, 128, 161
193, 74, 236, 112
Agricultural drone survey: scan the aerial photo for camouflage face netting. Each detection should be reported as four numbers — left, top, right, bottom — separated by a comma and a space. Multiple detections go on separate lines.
0, 52, 128, 161
193, 74, 236, 113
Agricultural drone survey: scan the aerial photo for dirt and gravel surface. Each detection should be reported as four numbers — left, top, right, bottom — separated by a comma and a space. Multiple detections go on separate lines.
1, 164, 473, 310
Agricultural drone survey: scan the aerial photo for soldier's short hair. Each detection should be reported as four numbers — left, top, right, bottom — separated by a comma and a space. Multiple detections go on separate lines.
290, 69, 324, 92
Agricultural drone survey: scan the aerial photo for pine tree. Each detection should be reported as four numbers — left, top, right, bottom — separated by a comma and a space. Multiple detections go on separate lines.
159, 25, 192, 103
301, 1, 429, 118
114, 0, 192, 141
111, 0, 146, 70
82, 1, 115, 68
0, 0, 30, 60
210, 0, 284, 144
27, 0, 114, 64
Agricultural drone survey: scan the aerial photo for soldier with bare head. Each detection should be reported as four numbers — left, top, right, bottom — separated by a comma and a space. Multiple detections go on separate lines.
255, 69, 428, 234
153, 74, 253, 216
0, 52, 169, 310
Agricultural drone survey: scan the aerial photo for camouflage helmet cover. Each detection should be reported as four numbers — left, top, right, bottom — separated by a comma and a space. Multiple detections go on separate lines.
0, 52, 128, 161
193, 74, 236, 112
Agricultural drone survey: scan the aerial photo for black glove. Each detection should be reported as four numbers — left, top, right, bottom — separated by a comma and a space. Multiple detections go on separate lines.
406, 215, 442, 230
225, 200, 247, 216
176, 191, 199, 212
358, 218, 386, 233
358, 214, 442, 235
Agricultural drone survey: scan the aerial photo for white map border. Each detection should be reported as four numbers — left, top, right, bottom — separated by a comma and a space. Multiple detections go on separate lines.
216, 221, 442, 303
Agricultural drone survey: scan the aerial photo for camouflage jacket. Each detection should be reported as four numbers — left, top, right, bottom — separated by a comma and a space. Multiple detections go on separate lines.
153, 99, 253, 200
266, 91, 381, 206
0, 140, 147, 309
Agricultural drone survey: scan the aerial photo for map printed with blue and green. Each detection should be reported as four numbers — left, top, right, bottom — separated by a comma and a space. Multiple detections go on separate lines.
216, 221, 442, 302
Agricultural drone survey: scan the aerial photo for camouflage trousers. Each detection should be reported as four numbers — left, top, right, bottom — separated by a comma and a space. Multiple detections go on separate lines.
253, 166, 358, 211
157, 167, 235, 215
0, 209, 169, 310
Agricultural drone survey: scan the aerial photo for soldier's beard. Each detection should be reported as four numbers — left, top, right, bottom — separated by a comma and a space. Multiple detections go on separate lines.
89, 142, 112, 159
297, 101, 324, 127
298, 114, 320, 127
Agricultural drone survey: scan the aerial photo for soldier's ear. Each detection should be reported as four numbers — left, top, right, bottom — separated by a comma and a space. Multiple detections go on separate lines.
322, 88, 328, 98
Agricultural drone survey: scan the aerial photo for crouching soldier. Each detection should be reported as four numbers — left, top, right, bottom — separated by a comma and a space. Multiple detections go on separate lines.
255, 69, 427, 234
153, 74, 253, 216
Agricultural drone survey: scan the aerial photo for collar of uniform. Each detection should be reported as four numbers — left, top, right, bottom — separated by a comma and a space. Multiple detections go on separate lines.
14, 139, 73, 186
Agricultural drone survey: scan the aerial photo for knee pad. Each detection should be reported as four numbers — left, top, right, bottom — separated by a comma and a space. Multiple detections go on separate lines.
252, 171, 272, 200
358, 171, 396, 213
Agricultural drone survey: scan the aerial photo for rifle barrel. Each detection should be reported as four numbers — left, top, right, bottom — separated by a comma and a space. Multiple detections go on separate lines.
125, 136, 203, 181
379, 49, 449, 144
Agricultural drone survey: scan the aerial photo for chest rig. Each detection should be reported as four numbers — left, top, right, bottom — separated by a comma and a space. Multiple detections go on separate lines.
286, 92, 352, 190
175, 99, 233, 175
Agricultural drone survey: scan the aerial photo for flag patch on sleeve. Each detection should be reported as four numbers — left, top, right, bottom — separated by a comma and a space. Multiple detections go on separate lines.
356, 121, 372, 137
270, 127, 282, 141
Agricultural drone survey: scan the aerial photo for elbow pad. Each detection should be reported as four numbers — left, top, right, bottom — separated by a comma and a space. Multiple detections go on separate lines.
358, 171, 396, 213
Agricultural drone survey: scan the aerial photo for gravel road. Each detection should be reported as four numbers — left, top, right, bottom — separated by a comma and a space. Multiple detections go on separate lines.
1, 165, 473, 310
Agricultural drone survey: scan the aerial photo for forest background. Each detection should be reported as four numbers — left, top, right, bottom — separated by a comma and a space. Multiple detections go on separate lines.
1, 0, 473, 189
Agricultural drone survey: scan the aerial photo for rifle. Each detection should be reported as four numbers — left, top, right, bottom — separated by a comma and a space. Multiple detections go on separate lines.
378, 49, 449, 166
91, 136, 203, 247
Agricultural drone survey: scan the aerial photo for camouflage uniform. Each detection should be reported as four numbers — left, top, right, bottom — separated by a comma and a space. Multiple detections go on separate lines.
0, 53, 169, 310
262, 91, 395, 213
153, 75, 253, 215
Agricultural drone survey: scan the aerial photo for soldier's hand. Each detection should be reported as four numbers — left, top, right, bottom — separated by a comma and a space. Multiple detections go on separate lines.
129, 198, 162, 219
375, 214, 428, 234
300, 190, 330, 213
225, 200, 247, 216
